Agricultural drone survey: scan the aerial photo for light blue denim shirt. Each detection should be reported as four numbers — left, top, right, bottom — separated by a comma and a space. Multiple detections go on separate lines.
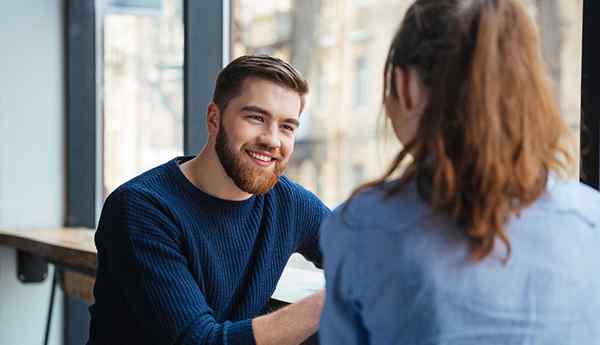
319, 177, 600, 345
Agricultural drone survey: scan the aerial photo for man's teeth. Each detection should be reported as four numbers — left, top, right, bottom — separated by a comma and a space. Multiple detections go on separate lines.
248, 151, 272, 162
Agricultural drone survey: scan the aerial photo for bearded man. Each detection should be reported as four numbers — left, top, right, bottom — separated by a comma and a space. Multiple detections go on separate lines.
87, 55, 330, 345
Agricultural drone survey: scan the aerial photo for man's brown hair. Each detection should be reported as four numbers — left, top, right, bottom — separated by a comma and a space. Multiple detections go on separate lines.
212, 55, 309, 113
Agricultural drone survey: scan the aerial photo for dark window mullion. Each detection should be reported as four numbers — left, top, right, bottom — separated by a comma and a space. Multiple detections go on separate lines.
66, 0, 99, 344
581, 0, 600, 189
184, 0, 229, 155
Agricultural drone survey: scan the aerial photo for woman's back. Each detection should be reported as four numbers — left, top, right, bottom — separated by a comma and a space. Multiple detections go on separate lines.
320, 179, 600, 344
319, 0, 598, 343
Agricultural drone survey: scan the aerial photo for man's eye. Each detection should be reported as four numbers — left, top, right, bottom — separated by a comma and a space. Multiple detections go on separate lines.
282, 124, 296, 133
248, 115, 264, 122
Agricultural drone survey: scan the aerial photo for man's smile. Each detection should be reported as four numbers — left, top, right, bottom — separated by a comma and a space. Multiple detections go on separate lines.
246, 149, 277, 168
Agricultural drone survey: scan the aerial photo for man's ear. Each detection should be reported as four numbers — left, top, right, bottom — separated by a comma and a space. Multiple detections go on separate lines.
207, 103, 221, 137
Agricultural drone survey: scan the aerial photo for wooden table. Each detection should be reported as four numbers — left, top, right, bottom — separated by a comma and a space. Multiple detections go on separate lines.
0, 228, 324, 304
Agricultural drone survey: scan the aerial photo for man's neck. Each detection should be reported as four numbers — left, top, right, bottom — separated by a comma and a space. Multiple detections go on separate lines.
179, 147, 253, 201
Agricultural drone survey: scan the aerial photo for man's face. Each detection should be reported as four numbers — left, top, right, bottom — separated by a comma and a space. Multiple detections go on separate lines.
214, 77, 301, 194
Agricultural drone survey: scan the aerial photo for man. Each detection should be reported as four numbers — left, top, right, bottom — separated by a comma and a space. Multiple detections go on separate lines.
88, 55, 329, 345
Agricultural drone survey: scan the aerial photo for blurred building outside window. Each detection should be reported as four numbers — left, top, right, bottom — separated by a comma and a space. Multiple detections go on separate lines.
232, 0, 582, 269
353, 55, 369, 109
99, 0, 582, 268
232, 0, 582, 208
102, 0, 184, 198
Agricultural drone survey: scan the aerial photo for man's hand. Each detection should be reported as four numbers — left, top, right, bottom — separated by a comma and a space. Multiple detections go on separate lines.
252, 290, 325, 345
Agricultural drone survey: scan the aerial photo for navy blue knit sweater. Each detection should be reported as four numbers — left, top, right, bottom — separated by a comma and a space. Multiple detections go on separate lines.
87, 156, 329, 345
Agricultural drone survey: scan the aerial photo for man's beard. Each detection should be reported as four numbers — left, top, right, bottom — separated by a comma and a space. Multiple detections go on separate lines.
215, 127, 286, 195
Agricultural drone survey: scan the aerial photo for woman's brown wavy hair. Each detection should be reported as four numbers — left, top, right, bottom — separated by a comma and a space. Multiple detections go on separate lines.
352, 0, 573, 262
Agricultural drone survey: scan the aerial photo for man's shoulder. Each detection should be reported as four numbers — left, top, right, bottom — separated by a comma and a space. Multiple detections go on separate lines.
106, 182, 156, 209
98, 169, 185, 242
272, 176, 329, 211
107, 159, 178, 202
102, 159, 183, 219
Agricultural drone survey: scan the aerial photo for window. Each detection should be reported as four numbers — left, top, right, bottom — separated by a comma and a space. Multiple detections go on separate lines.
65, 2, 222, 343
102, 0, 184, 197
232, 0, 583, 208
233, 0, 407, 208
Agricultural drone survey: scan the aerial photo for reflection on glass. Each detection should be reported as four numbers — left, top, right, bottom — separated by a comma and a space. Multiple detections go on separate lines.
103, 0, 183, 197
232, 0, 582, 209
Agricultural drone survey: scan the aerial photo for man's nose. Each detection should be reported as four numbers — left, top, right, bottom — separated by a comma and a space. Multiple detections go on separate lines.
258, 124, 281, 149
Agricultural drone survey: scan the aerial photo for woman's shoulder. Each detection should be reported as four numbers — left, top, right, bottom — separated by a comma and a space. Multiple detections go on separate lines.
539, 177, 600, 228
325, 179, 432, 235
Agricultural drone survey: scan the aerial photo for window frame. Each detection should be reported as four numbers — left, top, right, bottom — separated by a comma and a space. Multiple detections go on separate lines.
65, 1, 99, 343
65, 1, 229, 344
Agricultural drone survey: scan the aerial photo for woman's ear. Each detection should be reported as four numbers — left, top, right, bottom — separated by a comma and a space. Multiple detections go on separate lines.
385, 67, 406, 121
395, 67, 413, 111
407, 68, 428, 117
394, 67, 412, 112
206, 103, 221, 137
388, 67, 426, 145
395, 67, 428, 118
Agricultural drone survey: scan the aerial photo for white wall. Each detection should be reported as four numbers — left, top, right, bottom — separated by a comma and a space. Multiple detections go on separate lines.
0, 1, 65, 345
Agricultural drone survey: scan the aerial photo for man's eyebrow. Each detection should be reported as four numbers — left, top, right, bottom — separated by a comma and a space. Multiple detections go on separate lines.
241, 105, 300, 127
241, 105, 272, 117
283, 118, 300, 128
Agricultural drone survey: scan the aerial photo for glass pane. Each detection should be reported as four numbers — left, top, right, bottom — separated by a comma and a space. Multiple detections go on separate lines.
232, 0, 583, 270
103, 0, 184, 197
232, 0, 584, 210
232, 0, 408, 271
232, 0, 408, 209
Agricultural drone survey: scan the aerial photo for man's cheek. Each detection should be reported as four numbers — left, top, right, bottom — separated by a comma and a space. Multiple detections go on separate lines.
283, 142, 293, 158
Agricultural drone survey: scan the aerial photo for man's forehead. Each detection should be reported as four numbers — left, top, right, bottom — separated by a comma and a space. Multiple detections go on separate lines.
233, 77, 302, 118
238, 77, 294, 96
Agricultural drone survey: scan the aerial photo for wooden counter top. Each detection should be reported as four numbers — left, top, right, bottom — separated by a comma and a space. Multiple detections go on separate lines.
0, 228, 96, 275
0, 228, 323, 304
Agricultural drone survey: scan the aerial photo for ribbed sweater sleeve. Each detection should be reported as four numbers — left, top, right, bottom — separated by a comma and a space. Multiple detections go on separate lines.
95, 186, 256, 345
290, 181, 330, 268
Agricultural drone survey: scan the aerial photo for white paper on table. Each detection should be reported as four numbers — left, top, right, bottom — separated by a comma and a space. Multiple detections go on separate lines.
273, 266, 325, 304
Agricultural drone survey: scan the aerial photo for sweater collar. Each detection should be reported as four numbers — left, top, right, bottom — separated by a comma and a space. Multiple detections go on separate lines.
169, 156, 259, 213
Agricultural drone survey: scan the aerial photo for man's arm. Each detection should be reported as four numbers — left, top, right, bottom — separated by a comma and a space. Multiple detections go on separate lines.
252, 290, 324, 345
96, 188, 254, 345
295, 187, 331, 268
